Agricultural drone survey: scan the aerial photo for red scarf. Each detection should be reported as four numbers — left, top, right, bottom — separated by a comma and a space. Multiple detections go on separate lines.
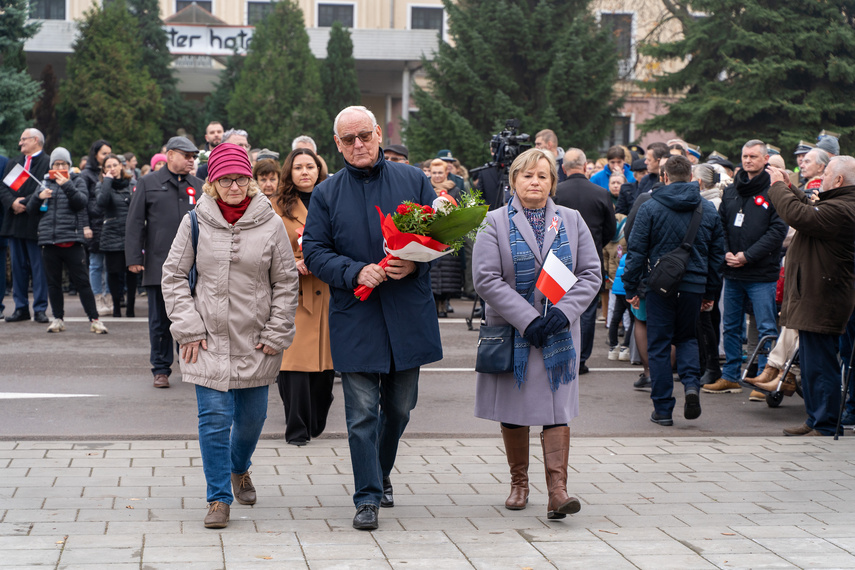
216, 196, 251, 224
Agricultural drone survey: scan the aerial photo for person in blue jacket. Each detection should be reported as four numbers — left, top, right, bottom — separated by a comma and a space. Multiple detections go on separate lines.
303, 106, 443, 531
590, 145, 636, 190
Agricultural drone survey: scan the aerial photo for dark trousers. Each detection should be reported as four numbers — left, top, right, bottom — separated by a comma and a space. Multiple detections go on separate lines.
698, 309, 721, 376
41, 243, 99, 321
646, 291, 702, 416
276, 370, 335, 444
0, 237, 7, 314
799, 330, 842, 436
146, 285, 174, 377
106, 268, 137, 317
839, 309, 855, 416
9, 237, 48, 313
579, 296, 599, 364
608, 294, 634, 348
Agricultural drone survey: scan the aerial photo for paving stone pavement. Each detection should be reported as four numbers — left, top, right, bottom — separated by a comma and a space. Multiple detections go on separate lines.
1, 436, 854, 569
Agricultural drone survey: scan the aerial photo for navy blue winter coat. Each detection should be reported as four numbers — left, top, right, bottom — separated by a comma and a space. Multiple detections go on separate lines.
303, 152, 443, 373
622, 181, 725, 299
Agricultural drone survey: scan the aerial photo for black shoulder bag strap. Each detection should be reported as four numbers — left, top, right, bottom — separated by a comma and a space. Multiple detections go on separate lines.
188, 209, 199, 294
680, 203, 705, 250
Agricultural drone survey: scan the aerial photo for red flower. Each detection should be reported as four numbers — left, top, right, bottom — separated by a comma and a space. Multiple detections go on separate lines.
421, 205, 434, 214
396, 204, 412, 215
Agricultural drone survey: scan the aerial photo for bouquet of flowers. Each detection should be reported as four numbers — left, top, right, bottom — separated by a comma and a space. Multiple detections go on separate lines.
354, 189, 488, 301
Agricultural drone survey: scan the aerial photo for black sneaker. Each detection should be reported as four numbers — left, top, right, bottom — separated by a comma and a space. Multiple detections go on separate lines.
380, 476, 394, 508
684, 388, 702, 420
633, 374, 651, 391
650, 412, 673, 426
352, 503, 379, 530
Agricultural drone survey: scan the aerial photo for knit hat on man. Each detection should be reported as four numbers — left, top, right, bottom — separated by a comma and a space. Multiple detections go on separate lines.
50, 147, 72, 167
207, 142, 253, 182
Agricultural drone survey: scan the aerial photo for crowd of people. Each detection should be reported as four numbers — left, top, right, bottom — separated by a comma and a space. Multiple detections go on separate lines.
2, 113, 855, 532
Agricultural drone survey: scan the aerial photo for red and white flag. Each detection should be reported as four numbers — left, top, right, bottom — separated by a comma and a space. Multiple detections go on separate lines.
2, 163, 29, 192
536, 250, 578, 305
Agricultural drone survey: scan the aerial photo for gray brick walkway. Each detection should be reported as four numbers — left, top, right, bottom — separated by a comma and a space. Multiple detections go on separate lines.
1, 436, 854, 569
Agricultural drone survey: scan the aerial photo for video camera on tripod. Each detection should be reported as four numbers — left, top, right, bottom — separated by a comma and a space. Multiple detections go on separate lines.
471, 119, 532, 210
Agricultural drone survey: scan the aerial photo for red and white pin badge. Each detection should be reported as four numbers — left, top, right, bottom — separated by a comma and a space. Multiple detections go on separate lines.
187, 187, 196, 205
548, 216, 561, 233
754, 195, 768, 210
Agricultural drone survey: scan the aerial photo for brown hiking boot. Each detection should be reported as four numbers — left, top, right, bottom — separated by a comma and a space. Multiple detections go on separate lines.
231, 471, 257, 505
755, 371, 797, 396
204, 501, 230, 528
783, 423, 813, 436
745, 366, 781, 386
701, 378, 743, 394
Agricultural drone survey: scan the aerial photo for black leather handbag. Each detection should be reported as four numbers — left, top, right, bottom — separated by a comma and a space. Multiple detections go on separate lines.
475, 325, 514, 374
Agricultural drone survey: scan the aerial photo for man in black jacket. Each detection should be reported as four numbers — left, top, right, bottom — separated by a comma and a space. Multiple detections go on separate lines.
0, 129, 50, 323
616, 142, 669, 215
704, 140, 788, 395
555, 148, 616, 373
126, 136, 202, 388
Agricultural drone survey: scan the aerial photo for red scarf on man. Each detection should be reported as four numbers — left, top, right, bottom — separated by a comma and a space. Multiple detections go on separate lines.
216, 196, 251, 225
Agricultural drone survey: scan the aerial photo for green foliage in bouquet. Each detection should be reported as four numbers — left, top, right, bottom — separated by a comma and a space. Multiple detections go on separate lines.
391, 189, 488, 254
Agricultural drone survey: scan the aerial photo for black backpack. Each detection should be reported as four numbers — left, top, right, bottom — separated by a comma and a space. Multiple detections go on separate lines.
646, 203, 704, 298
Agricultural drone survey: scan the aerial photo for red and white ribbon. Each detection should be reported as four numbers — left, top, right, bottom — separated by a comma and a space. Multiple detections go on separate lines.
187, 187, 196, 205
754, 195, 768, 210
548, 216, 561, 233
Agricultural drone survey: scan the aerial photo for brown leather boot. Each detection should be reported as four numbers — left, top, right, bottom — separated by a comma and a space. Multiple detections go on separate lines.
755, 371, 797, 396
745, 365, 780, 386
540, 427, 581, 519
500, 425, 529, 510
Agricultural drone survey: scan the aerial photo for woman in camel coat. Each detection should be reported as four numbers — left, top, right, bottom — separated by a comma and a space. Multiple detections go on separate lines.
273, 148, 335, 446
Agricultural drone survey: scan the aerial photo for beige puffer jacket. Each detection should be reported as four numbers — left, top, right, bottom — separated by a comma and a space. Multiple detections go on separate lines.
162, 192, 298, 391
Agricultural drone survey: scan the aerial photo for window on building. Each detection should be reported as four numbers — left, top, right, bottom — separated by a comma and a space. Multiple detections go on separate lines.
600, 12, 634, 76
602, 116, 632, 151
317, 2, 354, 27
30, 0, 65, 19
411, 6, 443, 38
176, 1, 213, 13
247, 1, 274, 25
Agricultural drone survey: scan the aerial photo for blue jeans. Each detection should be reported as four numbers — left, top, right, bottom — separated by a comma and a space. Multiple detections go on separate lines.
89, 252, 106, 296
646, 291, 702, 417
341, 366, 420, 507
799, 331, 842, 436
9, 237, 48, 313
721, 279, 778, 382
195, 384, 269, 504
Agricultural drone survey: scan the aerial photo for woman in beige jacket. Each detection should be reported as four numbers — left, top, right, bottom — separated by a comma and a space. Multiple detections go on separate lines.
273, 148, 335, 446
162, 143, 298, 529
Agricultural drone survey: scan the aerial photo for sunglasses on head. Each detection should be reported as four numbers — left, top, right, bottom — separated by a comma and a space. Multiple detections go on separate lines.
338, 130, 374, 146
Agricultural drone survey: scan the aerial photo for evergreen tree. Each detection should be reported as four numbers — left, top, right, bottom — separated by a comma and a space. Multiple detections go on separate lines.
58, 0, 164, 158
404, 0, 621, 169
33, 64, 60, 150
320, 21, 360, 168
201, 50, 244, 132
0, 0, 41, 155
127, 0, 198, 142
641, 0, 855, 158
227, 0, 328, 155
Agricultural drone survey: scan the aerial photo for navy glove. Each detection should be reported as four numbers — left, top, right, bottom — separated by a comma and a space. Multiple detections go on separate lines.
524, 317, 546, 349
542, 307, 569, 337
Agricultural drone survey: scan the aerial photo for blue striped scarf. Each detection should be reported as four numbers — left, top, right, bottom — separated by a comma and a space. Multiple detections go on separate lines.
509, 201, 577, 391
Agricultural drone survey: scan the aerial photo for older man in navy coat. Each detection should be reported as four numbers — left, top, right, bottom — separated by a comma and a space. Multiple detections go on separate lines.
303, 106, 442, 531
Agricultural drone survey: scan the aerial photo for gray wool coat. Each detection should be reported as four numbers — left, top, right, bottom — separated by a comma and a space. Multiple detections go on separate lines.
472, 196, 602, 426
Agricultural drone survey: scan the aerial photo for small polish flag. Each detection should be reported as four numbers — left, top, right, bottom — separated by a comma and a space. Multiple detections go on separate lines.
536, 250, 578, 305
296, 226, 304, 250
2, 163, 29, 192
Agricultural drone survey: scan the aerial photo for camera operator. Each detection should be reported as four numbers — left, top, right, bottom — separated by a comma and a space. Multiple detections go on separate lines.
472, 119, 531, 211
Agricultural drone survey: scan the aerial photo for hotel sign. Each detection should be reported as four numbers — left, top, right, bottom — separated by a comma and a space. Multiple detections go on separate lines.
164, 25, 254, 56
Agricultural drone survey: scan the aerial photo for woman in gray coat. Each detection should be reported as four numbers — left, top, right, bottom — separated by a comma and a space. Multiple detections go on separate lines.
473, 148, 601, 519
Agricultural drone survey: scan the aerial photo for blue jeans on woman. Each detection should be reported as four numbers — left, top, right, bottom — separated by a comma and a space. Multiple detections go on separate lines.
195, 384, 269, 504
341, 366, 419, 508
89, 252, 106, 296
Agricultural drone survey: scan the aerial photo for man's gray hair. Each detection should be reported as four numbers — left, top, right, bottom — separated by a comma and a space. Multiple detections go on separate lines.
291, 135, 317, 152
807, 148, 831, 167
27, 128, 45, 148
333, 106, 378, 136
743, 139, 767, 152
562, 148, 587, 172
828, 156, 855, 186
222, 129, 249, 143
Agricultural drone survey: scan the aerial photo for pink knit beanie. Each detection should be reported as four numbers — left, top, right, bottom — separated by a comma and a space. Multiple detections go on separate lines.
207, 143, 252, 182
150, 153, 167, 169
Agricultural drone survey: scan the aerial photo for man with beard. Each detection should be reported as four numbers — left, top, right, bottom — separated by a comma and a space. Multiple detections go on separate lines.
703, 140, 787, 395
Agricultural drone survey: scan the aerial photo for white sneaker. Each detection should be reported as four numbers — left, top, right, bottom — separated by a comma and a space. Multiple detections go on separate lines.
96, 295, 112, 316
608, 347, 619, 361
47, 318, 65, 333
90, 320, 108, 334
619, 347, 631, 361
